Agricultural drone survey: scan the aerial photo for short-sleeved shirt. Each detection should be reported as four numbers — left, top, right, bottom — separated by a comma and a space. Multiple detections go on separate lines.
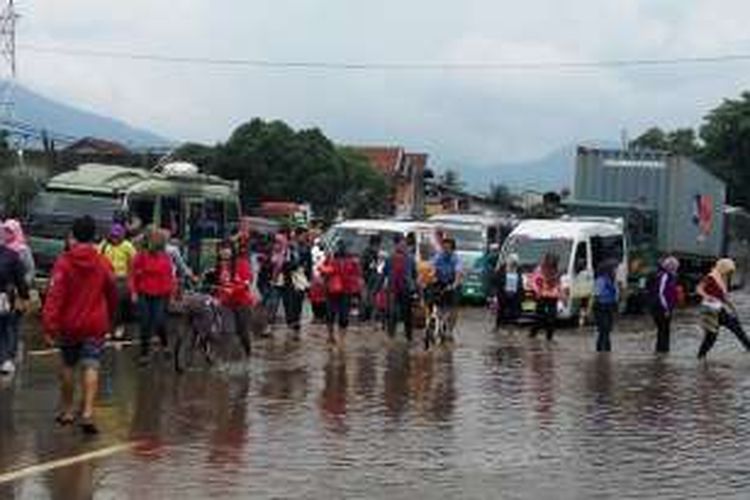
99, 240, 137, 278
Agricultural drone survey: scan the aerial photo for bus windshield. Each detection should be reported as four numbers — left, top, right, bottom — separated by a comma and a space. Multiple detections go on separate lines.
444, 227, 485, 252
29, 191, 121, 239
502, 235, 573, 272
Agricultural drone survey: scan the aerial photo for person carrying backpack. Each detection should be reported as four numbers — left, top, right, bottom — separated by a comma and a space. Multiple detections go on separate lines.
43, 216, 117, 435
650, 256, 679, 353
2, 219, 34, 372
383, 233, 418, 341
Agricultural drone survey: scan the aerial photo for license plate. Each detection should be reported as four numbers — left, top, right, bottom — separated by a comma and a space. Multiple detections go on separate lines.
522, 300, 536, 312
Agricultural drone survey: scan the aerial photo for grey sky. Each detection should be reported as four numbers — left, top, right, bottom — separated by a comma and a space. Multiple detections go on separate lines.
16, 0, 750, 167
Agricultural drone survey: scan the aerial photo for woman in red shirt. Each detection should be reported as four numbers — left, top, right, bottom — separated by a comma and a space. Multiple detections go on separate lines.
530, 253, 562, 341
129, 229, 175, 365
697, 258, 750, 358
210, 239, 254, 357
320, 241, 362, 344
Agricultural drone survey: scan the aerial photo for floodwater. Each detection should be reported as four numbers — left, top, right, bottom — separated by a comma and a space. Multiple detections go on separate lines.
3, 296, 750, 499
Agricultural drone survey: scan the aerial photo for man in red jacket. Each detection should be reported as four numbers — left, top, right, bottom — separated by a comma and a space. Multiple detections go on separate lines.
43, 216, 118, 435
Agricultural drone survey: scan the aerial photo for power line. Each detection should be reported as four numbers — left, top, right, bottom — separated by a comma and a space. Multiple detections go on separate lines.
18, 43, 750, 72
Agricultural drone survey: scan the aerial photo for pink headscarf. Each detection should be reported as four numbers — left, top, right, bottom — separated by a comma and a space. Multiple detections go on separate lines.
3, 219, 28, 253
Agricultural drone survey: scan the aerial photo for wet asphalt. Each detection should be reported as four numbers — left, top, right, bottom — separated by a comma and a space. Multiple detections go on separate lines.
2, 296, 750, 499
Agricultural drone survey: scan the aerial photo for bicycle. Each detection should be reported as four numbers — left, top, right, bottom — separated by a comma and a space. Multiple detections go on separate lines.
423, 284, 457, 350
173, 290, 224, 373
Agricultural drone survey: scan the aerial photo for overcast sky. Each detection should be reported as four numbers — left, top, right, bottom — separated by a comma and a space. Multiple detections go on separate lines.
15, 0, 750, 167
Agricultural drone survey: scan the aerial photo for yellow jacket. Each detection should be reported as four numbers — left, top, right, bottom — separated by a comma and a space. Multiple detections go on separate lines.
99, 240, 136, 278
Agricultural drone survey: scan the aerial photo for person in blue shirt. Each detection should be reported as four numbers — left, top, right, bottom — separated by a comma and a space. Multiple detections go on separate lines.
593, 260, 619, 352
429, 237, 463, 337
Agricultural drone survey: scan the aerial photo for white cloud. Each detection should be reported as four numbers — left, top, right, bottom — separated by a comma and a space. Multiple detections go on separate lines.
11, 0, 750, 165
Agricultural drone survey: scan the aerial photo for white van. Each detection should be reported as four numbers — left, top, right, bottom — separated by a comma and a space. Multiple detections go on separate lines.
317, 219, 440, 264
499, 217, 628, 320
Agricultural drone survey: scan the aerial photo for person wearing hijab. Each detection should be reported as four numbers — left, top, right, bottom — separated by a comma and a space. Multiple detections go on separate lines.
530, 253, 562, 341
650, 256, 680, 353
696, 258, 750, 358
2, 220, 34, 369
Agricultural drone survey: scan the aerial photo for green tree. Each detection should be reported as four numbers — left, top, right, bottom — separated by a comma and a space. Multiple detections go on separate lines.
439, 169, 464, 190
630, 127, 668, 151
700, 91, 750, 207
175, 118, 389, 221
630, 127, 700, 157
488, 183, 513, 209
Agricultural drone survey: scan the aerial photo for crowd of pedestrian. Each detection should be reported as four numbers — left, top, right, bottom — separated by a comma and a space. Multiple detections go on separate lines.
0, 212, 748, 437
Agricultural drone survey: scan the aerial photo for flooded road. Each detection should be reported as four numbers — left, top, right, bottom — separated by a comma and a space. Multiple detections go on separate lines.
3, 295, 750, 499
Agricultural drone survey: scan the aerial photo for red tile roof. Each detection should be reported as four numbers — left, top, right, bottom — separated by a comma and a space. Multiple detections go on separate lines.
352, 146, 404, 175
64, 137, 131, 156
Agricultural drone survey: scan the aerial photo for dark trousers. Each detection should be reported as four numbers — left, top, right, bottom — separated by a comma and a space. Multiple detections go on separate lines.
138, 295, 168, 356
594, 303, 615, 352
698, 310, 750, 358
652, 308, 672, 353
226, 306, 252, 356
496, 292, 521, 327
360, 277, 379, 322
387, 291, 413, 340
0, 315, 11, 363
531, 298, 557, 340
114, 277, 132, 329
282, 287, 304, 331
327, 294, 352, 331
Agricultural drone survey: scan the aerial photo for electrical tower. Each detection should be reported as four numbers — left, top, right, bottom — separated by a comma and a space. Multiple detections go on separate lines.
0, 0, 16, 122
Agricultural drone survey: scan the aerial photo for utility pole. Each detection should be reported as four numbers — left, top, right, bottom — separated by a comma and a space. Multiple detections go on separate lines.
0, 0, 18, 166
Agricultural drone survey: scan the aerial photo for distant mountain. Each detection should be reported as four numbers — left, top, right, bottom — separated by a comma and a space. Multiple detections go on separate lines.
457, 140, 621, 194
7, 83, 169, 149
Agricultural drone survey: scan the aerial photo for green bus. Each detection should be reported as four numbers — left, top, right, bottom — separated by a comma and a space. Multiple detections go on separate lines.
28, 162, 241, 277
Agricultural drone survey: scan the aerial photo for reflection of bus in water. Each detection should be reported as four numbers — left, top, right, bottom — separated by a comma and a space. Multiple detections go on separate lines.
28, 162, 241, 276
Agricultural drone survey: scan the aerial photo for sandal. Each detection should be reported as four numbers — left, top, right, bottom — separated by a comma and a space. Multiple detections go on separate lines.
55, 414, 75, 426
79, 419, 99, 436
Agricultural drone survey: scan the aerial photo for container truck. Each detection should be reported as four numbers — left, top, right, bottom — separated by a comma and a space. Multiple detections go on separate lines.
567, 147, 749, 308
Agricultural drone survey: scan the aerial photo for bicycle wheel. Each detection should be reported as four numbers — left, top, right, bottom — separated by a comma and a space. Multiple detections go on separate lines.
424, 315, 437, 350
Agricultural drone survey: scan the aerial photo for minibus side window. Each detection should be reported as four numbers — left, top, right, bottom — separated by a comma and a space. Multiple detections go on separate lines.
129, 197, 155, 227
574, 241, 588, 274
160, 196, 182, 237
204, 200, 225, 238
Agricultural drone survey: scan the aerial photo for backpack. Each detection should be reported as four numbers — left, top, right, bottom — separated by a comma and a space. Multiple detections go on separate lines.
389, 251, 414, 294
434, 252, 457, 285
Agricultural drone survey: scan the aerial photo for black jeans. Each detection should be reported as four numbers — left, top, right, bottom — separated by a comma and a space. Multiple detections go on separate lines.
327, 294, 352, 331
652, 308, 672, 353
387, 290, 413, 340
698, 310, 750, 358
138, 295, 168, 356
496, 292, 521, 327
594, 303, 615, 352
282, 287, 304, 332
531, 298, 557, 340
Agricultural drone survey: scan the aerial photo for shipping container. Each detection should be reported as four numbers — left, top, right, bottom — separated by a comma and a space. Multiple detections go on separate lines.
574, 147, 726, 259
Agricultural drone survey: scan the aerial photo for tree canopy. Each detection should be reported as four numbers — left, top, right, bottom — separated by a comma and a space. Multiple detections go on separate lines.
629, 91, 750, 208
174, 118, 389, 221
